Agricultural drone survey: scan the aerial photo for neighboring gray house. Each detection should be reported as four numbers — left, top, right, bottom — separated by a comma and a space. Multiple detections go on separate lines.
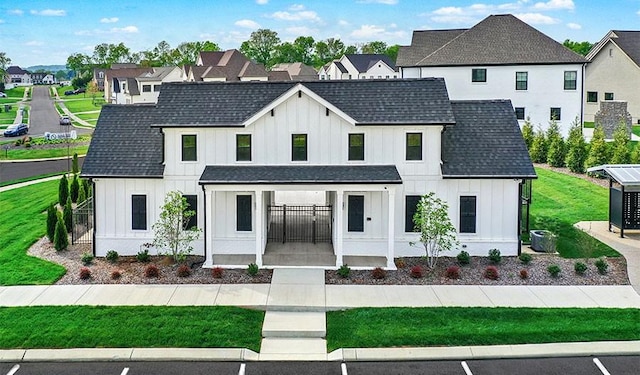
318, 54, 398, 80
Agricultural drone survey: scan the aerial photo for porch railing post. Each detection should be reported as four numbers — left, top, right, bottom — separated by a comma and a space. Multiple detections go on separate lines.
282, 204, 287, 243
312, 204, 317, 244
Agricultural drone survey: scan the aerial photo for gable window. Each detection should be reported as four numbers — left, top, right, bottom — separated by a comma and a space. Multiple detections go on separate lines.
515, 107, 525, 120
550, 107, 561, 121
605, 92, 614, 100
587, 91, 598, 103
181, 134, 197, 161
292, 134, 307, 161
184, 195, 197, 229
132, 195, 147, 230
515, 72, 528, 90
142, 84, 151, 92
153, 85, 161, 92
564, 71, 577, 90
405, 195, 421, 232
236, 134, 252, 162
471, 68, 486, 83
236, 195, 252, 232
459, 196, 476, 234
406, 133, 422, 161
347, 195, 364, 232
348, 133, 364, 161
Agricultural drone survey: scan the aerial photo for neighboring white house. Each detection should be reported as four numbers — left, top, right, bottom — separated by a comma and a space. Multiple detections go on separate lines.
108, 66, 183, 104
397, 14, 586, 135
319, 54, 398, 80
584, 30, 640, 125
6, 66, 31, 86
82, 79, 535, 269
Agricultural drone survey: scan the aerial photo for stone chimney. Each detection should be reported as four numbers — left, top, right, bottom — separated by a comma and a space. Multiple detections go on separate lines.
594, 101, 632, 139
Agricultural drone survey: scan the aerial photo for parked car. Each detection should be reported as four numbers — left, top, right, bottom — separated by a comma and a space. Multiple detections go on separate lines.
3, 123, 28, 137
64, 90, 75, 96
59, 115, 71, 125
74, 88, 86, 94
0, 92, 7, 98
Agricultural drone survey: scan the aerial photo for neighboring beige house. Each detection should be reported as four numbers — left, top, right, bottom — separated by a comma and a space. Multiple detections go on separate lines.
186, 49, 272, 82
271, 62, 318, 81
318, 54, 398, 80
585, 30, 640, 124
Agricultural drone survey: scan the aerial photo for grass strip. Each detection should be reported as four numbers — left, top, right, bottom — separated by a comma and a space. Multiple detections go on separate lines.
0, 172, 65, 187
0, 145, 88, 160
0, 179, 66, 285
531, 167, 619, 258
0, 306, 264, 352
326, 307, 640, 351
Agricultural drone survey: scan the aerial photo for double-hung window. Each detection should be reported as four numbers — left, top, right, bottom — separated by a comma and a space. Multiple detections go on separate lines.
181, 134, 197, 161
348, 133, 364, 161
406, 133, 422, 161
515, 72, 528, 90
564, 71, 577, 90
236, 134, 251, 162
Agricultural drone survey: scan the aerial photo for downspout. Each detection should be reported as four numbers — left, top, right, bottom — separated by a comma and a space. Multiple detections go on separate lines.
201, 183, 208, 266
517, 179, 523, 256
91, 179, 96, 257
580, 62, 586, 129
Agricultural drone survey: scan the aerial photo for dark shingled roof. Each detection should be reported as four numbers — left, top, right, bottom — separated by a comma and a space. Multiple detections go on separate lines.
442, 100, 536, 178
398, 14, 585, 67
609, 30, 640, 67
153, 79, 455, 127
81, 105, 164, 178
199, 165, 402, 184
345, 54, 398, 72
397, 29, 465, 66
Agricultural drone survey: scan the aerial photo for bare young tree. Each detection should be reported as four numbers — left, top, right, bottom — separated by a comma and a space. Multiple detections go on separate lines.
152, 191, 201, 263
410, 193, 458, 268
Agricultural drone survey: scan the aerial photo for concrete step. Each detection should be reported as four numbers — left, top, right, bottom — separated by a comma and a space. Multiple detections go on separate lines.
262, 311, 326, 338
259, 338, 327, 360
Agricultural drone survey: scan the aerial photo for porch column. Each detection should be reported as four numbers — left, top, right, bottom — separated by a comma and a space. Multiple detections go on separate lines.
335, 189, 344, 267
387, 186, 396, 269
204, 188, 214, 267
255, 189, 264, 267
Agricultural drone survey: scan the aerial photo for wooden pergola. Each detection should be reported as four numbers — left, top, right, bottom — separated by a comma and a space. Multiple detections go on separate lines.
587, 165, 640, 237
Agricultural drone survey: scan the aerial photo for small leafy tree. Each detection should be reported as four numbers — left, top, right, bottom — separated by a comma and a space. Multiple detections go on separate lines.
78, 182, 86, 204
152, 191, 202, 263
53, 216, 68, 251
70, 174, 80, 203
529, 127, 547, 164
410, 192, 458, 268
58, 174, 69, 206
63, 196, 73, 233
585, 124, 610, 170
610, 121, 631, 164
565, 118, 588, 173
72, 153, 79, 174
521, 117, 534, 150
46, 204, 57, 243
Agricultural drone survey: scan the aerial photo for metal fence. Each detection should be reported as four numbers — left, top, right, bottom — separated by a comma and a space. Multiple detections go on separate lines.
72, 197, 93, 245
267, 204, 332, 243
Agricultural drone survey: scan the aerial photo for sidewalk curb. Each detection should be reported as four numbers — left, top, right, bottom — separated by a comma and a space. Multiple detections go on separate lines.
2, 348, 259, 362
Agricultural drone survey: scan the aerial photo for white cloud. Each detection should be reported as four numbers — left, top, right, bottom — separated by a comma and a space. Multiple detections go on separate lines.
533, 0, 574, 11
349, 24, 407, 40
100, 17, 119, 23
357, 0, 399, 4
30, 9, 66, 16
289, 4, 305, 11
256, 0, 268, 4
270, 9, 321, 22
111, 26, 138, 33
514, 12, 559, 24
25, 40, 43, 46
338, 20, 349, 26
75, 25, 139, 36
428, 1, 539, 24
235, 19, 260, 29
566, 22, 581, 29
8, 9, 24, 15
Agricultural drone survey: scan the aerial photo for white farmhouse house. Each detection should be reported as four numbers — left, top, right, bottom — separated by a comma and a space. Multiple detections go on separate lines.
585, 30, 640, 124
109, 66, 183, 104
397, 14, 586, 135
319, 54, 398, 80
82, 79, 535, 269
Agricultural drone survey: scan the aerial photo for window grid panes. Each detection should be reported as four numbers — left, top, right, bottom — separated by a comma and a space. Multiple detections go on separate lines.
564, 71, 577, 90
515, 72, 528, 90
515, 107, 525, 120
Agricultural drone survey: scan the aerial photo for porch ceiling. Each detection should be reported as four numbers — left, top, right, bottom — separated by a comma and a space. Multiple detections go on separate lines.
199, 165, 402, 185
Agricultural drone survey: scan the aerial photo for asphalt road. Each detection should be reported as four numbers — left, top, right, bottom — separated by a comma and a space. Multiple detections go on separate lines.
0, 157, 84, 184
1, 357, 638, 375
26, 86, 92, 137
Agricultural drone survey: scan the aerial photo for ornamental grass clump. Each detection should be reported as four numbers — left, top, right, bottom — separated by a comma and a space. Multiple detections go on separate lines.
484, 266, 499, 280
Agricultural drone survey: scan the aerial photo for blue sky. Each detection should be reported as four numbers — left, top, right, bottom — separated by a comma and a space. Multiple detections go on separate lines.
1, 0, 639, 67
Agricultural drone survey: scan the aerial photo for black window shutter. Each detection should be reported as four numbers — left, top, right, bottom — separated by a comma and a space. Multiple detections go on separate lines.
237, 195, 252, 231
460, 196, 477, 233
348, 195, 364, 232
132, 195, 147, 230
184, 195, 197, 229
405, 195, 421, 232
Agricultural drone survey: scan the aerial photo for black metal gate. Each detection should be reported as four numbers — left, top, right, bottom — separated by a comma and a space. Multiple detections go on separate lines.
72, 197, 93, 245
267, 204, 332, 243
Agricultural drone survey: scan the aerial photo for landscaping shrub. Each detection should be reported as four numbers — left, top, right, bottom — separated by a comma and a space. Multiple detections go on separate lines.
211, 267, 224, 279
78, 183, 86, 204
394, 258, 406, 268
247, 263, 259, 277
14, 139, 22, 146
144, 264, 159, 278
371, 267, 386, 279
546, 120, 565, 167
519, 253, 532, 265
176, 264, 191, 278
547, 264, 561, 277
70, 175, 80, 203
79, 267, 91, 280
565, 118, 588, 173
111, 270, 121, 280
484, 266, 499, 280
488, 249, 501, 264
445, 265, 460, 279
46, 204, 57, 243
610, 122, 631, 164
72, 153, 79, 174
529, 128, 547, 163
456, 250, 470, 265
519, 269, 528, 279
63, 196, 73, 233
410, 265, 423, 278
24, 141, 31, 148
574, 261, 588, 276
585, 125, 609, 170
53, 216, 68, 251
81, 252, 93, 266
337, 264, 351, 278
136, 249, 150, 263
521, 117, 534, 150
58, 175, 69, 206
595, 258, 609, 275
105, 250, 119, 264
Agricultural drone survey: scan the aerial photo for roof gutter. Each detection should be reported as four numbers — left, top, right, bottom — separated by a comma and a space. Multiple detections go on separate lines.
443, 174, 538, 179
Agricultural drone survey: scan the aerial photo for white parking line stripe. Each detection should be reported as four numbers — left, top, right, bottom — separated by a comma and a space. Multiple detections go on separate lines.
6, 364, 19, 375
593, 358, 611, 375
461, 361, 473, 375
341, 362, 348, 375
120, 368, 129, 375
238, 363, 245, 375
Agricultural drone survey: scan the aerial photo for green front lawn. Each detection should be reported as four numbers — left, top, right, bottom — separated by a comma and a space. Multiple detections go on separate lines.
3, 87, 25, 98
326, 307, 640, 351
0, 145, 88, 160
633, 125, 640, 138
0, 105, 17, 124
56, 85, 73, 97
0, 306, 264, 351
583, 121, 595, 128
63, 96, 104, 113
531, 168, 619, 258
0, 172, 65, 188
0, 180, 66, 285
